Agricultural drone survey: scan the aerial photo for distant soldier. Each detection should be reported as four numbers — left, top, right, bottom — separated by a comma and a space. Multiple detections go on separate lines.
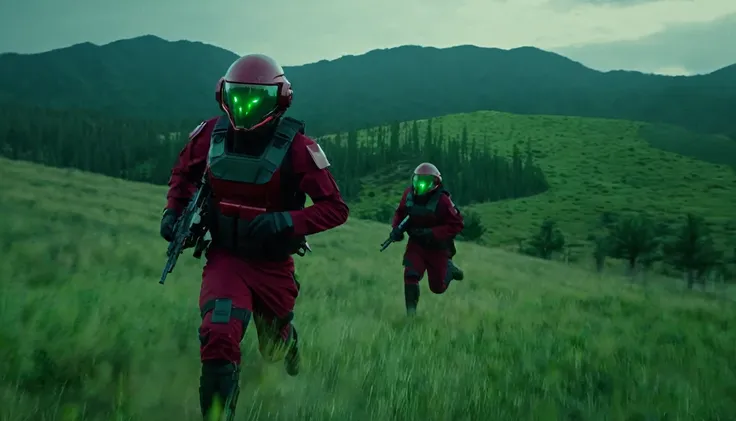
388, 163, 464, 315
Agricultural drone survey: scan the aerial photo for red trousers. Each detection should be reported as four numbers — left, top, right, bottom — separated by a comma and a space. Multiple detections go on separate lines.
198, 248, 299, 365
402, 241, 453, 293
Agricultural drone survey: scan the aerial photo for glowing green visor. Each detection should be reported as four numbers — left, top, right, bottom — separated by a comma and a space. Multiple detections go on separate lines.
412, 174, 436, 195
223, 82, 279, 129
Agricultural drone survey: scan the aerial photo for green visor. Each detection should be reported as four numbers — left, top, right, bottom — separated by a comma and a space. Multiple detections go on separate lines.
412, 174, 436, 196
222, 82, 279, 130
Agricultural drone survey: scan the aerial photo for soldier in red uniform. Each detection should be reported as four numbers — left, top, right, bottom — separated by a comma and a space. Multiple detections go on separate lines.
389, 163, 465, 315
159, 54, 349, 420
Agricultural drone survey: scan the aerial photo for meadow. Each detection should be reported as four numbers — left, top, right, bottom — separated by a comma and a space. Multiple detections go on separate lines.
347, 111, 736, 249
1, 157, 735, 420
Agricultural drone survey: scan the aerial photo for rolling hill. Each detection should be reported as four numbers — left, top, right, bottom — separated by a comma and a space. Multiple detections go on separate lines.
1, 35, 735, 137
338, 111, 736, 251
1, 157, 735, 421
1, 103, 735, 252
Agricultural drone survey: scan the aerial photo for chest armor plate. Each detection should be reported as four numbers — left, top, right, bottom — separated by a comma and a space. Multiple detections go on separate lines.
406, 189, 443, 228
206, 116, 303, 213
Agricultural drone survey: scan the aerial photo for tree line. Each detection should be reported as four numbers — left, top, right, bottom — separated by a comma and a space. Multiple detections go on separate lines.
0, 106, 550, 220
518, 212, 736, 286
0, 105, 190, 185
319, 119, 549, 205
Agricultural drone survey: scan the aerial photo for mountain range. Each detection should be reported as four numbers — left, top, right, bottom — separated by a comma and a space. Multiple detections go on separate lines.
0, 35, 734, 137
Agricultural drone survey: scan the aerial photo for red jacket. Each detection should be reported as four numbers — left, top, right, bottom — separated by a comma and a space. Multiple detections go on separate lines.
391, 187, 464, 242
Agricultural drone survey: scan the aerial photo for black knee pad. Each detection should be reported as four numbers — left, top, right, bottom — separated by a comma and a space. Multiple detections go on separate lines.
403, 257, 424, 280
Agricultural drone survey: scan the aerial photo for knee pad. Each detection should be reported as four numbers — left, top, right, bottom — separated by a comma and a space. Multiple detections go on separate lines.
403, 267, 422, 285
404, 273, 421, 284
199, 298, 252, 356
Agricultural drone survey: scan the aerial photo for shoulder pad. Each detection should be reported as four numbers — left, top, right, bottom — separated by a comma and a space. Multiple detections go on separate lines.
306, 142, 330, 169
188, 120, 207, 140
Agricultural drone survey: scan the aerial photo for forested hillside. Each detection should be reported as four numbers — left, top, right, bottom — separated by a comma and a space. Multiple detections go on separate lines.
1, 35, 735, 137
3, 104, 735, 260
0, 105, 549, 218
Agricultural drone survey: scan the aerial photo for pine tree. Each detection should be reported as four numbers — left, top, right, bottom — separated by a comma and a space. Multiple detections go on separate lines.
606, 213, 660, 275
523, 219, 566, 260
663, 213, 721, 289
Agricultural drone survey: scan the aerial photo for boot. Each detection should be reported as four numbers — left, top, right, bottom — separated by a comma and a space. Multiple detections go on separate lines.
404, 283, 420, 316
284, 327, 300, 376
199, 360, 240, 421
449, 260, 464, 281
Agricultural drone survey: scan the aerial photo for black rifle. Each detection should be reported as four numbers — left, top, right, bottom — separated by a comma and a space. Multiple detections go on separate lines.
380, 215, 409, 252
159, 177, 212, 285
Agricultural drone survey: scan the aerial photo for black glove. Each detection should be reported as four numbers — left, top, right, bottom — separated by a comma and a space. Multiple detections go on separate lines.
408, 228, 434, 241
160, 208, 179, 242
389, 228, 405, 242
244, 212, 294, 240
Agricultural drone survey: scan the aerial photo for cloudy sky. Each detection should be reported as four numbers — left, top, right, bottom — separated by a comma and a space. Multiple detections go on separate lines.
2, 0, 734, 74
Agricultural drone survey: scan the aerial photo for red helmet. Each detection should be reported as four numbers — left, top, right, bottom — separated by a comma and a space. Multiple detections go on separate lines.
412, 162, 442, 196
215, 54, 293, 131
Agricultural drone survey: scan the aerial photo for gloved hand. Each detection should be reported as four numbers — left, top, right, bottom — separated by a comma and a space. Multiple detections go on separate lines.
408, 228, 434, 241
389, 228, 405, 242
244, 212, 294, 240
160, 208, 179, 242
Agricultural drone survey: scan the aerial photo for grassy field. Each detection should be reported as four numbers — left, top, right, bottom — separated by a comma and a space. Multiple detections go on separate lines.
345, 111, 736, 250
1, 157, 735, 421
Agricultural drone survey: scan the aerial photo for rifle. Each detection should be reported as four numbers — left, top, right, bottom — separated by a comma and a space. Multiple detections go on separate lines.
159, 177, 212, 285
380, 215, 409, 252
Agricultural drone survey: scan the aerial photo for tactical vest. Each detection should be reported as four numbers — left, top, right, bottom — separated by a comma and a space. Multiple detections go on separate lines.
405, 188, 445, 218
405, 187, 453, 250
208, 116, 304, 184
206, 115, 308, 260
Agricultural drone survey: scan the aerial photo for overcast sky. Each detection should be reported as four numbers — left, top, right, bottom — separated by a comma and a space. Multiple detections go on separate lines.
2, 0, 734, 75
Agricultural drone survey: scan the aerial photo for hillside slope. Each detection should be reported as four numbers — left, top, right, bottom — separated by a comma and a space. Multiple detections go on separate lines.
0, 35, 734, 136
347, 111, 736, 249
1, 158, 735, 420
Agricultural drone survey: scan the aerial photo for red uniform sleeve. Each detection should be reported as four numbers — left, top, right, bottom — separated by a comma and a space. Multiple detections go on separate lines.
165, 120, 212, 212
391, 188, 411, 228
431, 193, 464, 241
288, 135, 349, 236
